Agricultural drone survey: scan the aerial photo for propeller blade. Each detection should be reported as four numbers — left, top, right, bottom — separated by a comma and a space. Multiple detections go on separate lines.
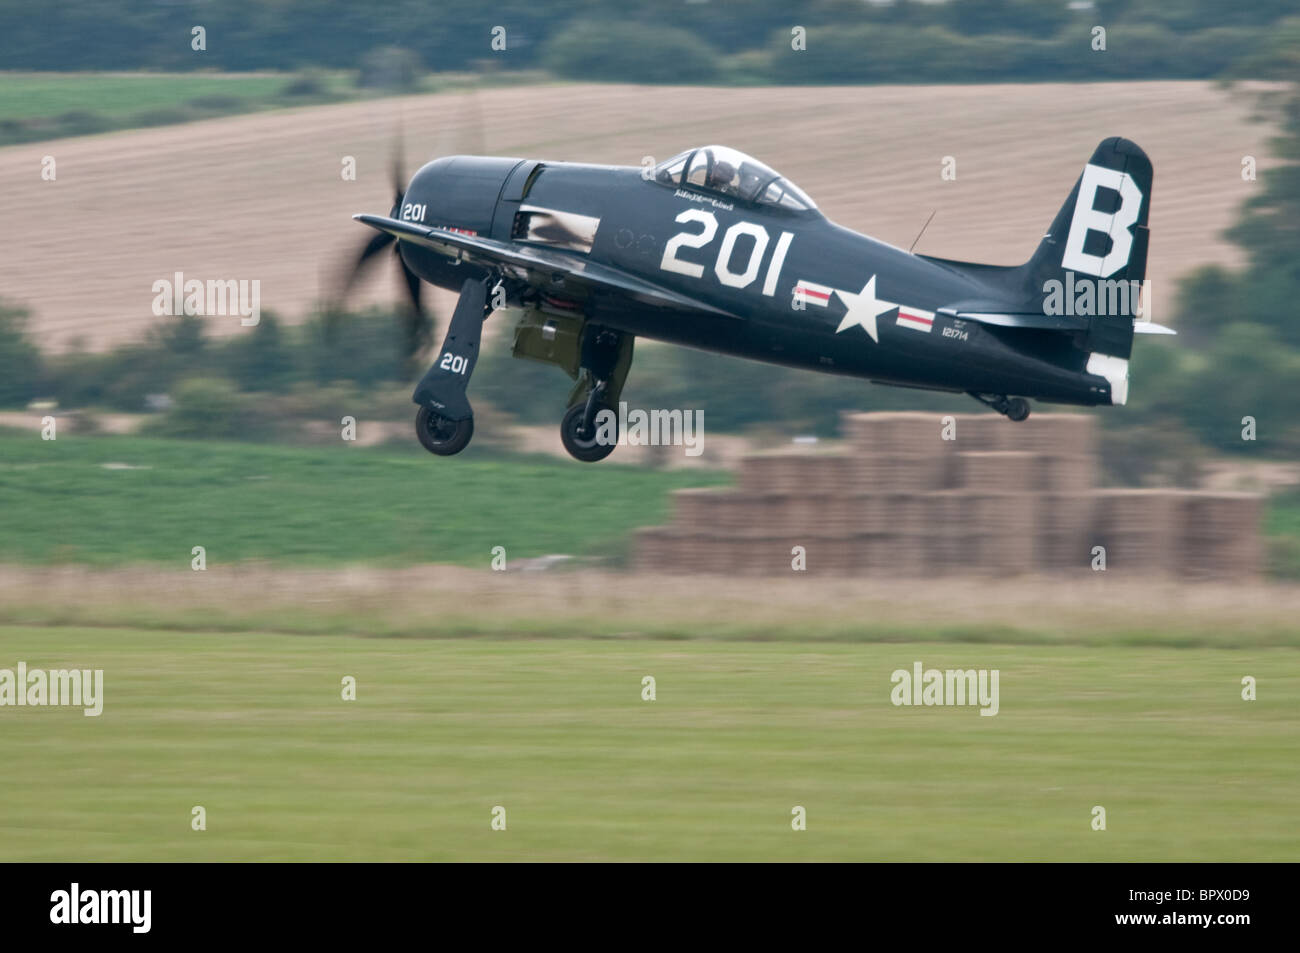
338, 228, 397, 297
397, 245, 432, 364
390, 125, 406, 214
331, 118, 432, 370
325, 227, 394, 340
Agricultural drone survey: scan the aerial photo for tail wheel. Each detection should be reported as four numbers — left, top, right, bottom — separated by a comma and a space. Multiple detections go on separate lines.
415, 405, 473, 456
967, 391, 1031, 422
560, 403, 616, 463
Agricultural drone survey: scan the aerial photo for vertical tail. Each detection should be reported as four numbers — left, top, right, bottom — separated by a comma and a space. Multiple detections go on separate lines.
1025, 137, 1153, 366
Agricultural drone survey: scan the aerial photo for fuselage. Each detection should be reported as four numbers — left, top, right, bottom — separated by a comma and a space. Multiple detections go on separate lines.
396, 156, 1114, 407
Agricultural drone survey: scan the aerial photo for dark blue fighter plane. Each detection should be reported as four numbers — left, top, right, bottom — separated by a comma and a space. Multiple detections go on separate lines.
350, 138, 1170, 461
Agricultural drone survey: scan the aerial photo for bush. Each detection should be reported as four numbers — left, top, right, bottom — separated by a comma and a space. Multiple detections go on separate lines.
52, 110, 113, 137
280, 70, 330, 99
1099, 421, 1206, 488
0, 303, 43, 407
150, 377, 276, 441
186, 94, 248, 113
356, 46, 424, 90
717, 49, 777, 86
1178, 323, 1300, 456
542, 21, 719, 84
1170, 265, 1239, 348
1267, 534, 1300, 579
223, 311, 298, 393
301, 307, 418, 388
132, 107, 193, 128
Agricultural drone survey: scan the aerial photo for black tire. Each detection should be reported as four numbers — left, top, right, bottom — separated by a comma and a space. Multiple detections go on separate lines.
560, 402, 616, 462
1005, 398, 1030, 422
415, 405, 473, 456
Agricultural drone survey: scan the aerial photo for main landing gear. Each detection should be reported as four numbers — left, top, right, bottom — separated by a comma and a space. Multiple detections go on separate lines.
560, 397, 613, 462
559, 325, 633, 463
410, 273, 635, 461
969, 392, 1031, 422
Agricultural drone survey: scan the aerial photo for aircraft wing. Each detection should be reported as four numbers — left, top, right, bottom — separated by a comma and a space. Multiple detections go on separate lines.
353, 214, 743, 320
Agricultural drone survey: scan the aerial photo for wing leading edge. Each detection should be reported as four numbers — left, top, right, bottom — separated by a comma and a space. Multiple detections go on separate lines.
353, 214, 742, 320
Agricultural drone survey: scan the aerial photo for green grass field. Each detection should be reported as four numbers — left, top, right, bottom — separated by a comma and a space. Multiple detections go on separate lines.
0, 72, 298, 121
0, 71, 358, 145
0, 70, 551, 144
0, 433, 726, 566
1266, 489, 1300, 578
0, 626, 1294, 861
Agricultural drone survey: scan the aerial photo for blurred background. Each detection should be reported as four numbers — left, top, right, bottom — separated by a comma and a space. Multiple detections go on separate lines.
0, 1, 1298, 862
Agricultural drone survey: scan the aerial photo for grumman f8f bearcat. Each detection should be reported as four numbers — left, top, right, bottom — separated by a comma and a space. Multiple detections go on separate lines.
350, 139, 1171, 462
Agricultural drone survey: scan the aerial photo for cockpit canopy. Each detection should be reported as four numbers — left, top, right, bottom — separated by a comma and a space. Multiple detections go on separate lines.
652, 146, 817, 212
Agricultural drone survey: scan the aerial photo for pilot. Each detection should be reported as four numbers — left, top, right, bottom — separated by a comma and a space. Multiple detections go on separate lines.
707, 160, 737, 192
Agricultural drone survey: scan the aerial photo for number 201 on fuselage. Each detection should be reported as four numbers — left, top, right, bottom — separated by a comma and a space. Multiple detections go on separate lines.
659, 209, 794, 297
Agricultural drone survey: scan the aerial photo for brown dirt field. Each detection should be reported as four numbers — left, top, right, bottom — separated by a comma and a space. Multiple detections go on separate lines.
0, 80, 1281, 352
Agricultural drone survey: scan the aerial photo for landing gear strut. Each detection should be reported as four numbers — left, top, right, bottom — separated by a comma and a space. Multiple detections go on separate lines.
560, 326, 632, 463
969, 392, 1031, 422
411, 274, 497, 455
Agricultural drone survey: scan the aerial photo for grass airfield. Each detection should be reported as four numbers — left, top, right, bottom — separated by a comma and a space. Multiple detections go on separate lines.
2, 432, 1297, 860
1, 627, 1295, 862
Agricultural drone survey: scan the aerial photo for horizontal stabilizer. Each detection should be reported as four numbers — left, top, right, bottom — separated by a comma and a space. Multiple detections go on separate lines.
939, 305, 1175, 336
935, 304, 1088, 332
1133, 322, 1176, 335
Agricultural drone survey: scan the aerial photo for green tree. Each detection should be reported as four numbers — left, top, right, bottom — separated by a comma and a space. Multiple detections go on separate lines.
224, 311, 298, 393
0, 302, 43, 407
542, 21, 718, 83
1153, 85, 1300, 456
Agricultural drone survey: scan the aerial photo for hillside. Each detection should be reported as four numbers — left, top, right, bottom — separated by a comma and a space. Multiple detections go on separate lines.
0, 81, 1280, 351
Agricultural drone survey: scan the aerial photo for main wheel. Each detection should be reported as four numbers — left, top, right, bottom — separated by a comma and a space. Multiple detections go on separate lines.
415, 405, 474, 456
560, 402, 616, 462
1005, 397, 1030, 422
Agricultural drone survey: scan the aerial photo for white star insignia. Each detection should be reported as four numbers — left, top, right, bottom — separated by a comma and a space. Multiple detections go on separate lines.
834, 275, 897, 343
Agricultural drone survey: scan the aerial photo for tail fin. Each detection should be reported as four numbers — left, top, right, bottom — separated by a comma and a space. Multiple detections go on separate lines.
1025, 137, 1153, 359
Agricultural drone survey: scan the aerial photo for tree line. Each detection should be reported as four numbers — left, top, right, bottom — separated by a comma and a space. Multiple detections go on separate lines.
1, 0, 1296, 82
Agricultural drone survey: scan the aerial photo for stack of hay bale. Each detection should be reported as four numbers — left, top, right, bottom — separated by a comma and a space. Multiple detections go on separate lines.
1091, 489, 1264, 579
632, 412, 1265, 579
1178, 492, 1264, 579
843, 412, 939, 575
1091, 489, 1185, 576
